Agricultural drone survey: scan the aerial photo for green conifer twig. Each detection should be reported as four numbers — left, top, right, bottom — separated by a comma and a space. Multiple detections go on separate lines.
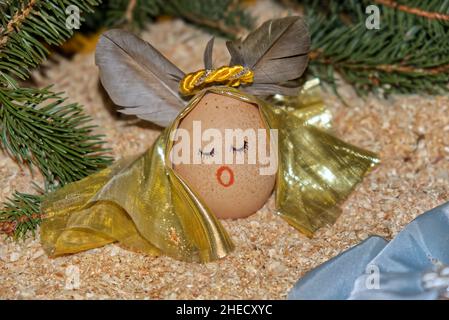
0, 0, 99, 86
0, 87, 112, 187
0, 192, 42, 239
0, 0, 111, 238
81, 0, 253, 38
303, 0, 449, 96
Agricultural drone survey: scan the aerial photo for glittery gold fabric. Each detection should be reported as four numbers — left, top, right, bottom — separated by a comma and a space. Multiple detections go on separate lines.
40, 80, 379, 262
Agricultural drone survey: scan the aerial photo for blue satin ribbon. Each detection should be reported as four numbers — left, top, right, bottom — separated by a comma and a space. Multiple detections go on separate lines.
288, 202, 449, 300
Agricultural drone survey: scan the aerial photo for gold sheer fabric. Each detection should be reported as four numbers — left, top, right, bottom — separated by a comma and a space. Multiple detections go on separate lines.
41, 80, 379, 262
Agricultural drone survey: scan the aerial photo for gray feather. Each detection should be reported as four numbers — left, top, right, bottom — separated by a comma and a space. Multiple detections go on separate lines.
203, 37, 215, 69
228, 16, 310, 94
95, 29, 186, 127
225, 41, 244, 66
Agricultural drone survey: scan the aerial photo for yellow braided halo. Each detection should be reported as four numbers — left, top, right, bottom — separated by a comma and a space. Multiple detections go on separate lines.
179, 65, 254, 96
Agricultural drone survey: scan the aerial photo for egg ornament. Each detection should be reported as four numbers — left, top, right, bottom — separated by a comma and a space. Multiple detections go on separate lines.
172, 92, 276, 219
39, 16, 379, 263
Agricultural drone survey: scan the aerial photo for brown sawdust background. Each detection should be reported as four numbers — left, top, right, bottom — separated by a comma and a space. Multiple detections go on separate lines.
1, 1, 449, 299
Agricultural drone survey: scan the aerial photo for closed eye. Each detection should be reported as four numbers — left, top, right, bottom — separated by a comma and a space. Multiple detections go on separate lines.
232, 140, 248, 153
199, 147, 215, 157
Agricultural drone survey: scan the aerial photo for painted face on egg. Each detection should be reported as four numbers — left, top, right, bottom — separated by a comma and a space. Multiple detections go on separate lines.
173, 92, 276, 219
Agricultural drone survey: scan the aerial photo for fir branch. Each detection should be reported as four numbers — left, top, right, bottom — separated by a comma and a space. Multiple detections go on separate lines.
0, 0, 37, 47
163, 0, 252, 37
0, 192, 42, 239
301, 0, 449, 96
81, 0, 253, 38
0, 87, 112, 238
0, 87, 112, 187
0, 1, 111, 238
0, 0, 99, 86
373, 0, 449, 21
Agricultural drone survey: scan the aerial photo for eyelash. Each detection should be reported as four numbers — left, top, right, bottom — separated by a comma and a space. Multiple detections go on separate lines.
199, 141, 248, 157
199, 148, 215, 157
232, 140, 248, 153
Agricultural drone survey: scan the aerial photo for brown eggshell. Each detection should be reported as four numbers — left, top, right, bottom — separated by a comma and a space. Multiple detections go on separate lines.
172, 92, 276, 219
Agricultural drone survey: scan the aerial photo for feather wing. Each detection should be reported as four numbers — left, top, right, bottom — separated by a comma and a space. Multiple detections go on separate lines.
203, 37, 215, 70
95, 29, 186, 127
228, 16, 310, 95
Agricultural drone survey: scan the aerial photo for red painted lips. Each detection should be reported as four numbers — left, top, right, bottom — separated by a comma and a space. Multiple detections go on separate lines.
216, 166, 235, 187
